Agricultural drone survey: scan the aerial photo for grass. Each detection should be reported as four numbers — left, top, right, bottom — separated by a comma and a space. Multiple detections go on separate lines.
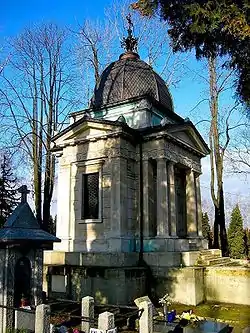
167, 302, 250, 332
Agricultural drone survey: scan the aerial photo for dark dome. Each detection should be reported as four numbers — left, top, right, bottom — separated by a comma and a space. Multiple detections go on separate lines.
90, 52, 174, 113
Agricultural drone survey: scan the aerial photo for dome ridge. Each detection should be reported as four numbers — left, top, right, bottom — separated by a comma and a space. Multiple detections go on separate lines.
90, 54, 174, 114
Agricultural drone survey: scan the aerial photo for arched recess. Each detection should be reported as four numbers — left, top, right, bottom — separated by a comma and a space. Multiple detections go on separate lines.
14, 257, 31, 307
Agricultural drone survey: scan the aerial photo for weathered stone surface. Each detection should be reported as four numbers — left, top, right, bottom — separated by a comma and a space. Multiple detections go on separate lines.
15, 310, 35, 331
205, 267, 250, 305
138, 300, 153, 333
35, 304, 50, 333
98, 311, 115, 331
82, 296, 94, 333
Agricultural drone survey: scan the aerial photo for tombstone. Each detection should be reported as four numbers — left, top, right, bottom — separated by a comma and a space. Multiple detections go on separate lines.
0, 185, 60, 332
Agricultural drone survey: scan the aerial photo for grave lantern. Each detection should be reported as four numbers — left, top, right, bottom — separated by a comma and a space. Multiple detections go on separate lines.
0, 185, 60, 330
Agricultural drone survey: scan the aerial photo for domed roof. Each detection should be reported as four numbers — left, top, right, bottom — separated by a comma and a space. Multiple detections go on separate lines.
90, 52, 174, 113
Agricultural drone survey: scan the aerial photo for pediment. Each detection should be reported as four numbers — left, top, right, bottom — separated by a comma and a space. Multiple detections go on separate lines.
167, 126, 209, 155
53, 119, 118, 147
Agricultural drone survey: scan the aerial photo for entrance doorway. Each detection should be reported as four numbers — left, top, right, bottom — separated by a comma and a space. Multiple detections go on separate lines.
14, 257, 31, 307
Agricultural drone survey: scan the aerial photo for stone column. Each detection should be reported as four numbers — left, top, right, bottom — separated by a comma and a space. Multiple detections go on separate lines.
156, 158, 169, 237
143, 159, 150, 237
195, 175, 203, 237
54, 162, 71, 251
167, 162, 177, 237
33, 249, 43, 306
111, 157, 128, 237
81, 296, 94, 333
186, 169, 198, 237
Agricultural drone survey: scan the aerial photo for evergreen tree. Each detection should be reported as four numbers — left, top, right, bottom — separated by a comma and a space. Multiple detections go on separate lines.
202, 212, 213, 248
0, 155, 19, 227
228, 204, 245, 259
244, 228, 250, 258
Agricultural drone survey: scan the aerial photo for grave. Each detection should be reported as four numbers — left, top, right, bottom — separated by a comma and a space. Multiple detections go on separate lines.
154, 320, 229, 333
0, 185, 60, 332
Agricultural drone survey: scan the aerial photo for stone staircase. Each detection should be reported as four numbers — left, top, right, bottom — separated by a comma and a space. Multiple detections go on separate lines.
195, 249, 231, 266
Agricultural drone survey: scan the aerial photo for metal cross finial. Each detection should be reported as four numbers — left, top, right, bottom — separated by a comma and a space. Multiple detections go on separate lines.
121, 14, 138, 53
18, 185, 30, 204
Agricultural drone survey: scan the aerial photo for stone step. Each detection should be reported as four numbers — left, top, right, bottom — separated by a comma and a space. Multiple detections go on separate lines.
199, 254, 221, 260
208, 257, 231, 266
200, 249, 222, 256
197, 257, 231, 266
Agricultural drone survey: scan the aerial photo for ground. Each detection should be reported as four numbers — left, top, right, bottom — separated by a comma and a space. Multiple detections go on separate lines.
49, 300, 250, 332
169, 302, 250, 332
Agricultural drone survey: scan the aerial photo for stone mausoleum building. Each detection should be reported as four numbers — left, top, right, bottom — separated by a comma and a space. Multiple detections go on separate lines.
44, 23, 211, 305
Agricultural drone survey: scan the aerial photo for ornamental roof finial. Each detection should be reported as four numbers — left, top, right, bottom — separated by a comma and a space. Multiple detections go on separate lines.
18, 185, 30, 204
121, 14, 138, 53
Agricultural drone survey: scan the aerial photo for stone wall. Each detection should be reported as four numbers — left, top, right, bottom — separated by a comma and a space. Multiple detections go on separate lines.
48, 266, 147, 305
205, 266, 250, 305
43, 252, 250, 306
152, 267, 204, 306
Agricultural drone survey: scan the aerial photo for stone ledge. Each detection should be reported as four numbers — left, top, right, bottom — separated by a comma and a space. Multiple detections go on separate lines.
44, 251, 140, 267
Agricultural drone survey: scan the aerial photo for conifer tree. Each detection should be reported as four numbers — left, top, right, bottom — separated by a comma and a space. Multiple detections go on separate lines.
0, 155, 19, 227
228, 204, 245, 259
202, 212, 213, 248
244, 228, 250, 258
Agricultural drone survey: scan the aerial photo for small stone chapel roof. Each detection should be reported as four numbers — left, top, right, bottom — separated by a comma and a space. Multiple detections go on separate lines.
0, 185, 60, 245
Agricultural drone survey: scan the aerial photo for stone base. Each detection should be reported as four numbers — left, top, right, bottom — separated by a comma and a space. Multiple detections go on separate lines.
43, 250, 250, 307
54, 236, 208, 253
44, 251, 139, 267
152, 266, 205, 305
138, 237, 208, 252
44, 255, 147, 304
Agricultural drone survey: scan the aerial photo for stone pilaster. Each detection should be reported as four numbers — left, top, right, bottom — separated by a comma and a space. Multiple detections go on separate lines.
143, 159, 150, 237
195, 175, 203, 237
54, 162, 71, 251
168, 162, 177, 237
186, 169, 198, 237
156, 158, 169, 237
111, 157, 128, 237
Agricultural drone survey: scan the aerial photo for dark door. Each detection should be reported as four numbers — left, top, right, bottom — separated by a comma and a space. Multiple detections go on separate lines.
175, 170, 187, 237
14, 257, 31, 307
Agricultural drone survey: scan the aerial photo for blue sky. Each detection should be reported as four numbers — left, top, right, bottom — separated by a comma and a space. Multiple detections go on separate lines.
1, 0, 108, 37
1, 0, 250, 224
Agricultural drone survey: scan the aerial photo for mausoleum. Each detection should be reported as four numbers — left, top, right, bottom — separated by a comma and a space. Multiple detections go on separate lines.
44, 21, 211, 305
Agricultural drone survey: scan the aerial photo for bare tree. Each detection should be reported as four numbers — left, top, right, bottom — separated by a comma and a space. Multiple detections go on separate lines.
0, 54, 11, 75
189, 56, 242, 255
0, 23, 80, 230
75, 0, 186, 105
227, 126, 250, 174
206, 56, 242, 255
105, 0, 186, 87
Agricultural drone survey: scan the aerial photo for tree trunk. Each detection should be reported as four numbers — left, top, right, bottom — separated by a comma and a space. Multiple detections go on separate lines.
218, 185, 229, 256
213, 210, 219, 249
